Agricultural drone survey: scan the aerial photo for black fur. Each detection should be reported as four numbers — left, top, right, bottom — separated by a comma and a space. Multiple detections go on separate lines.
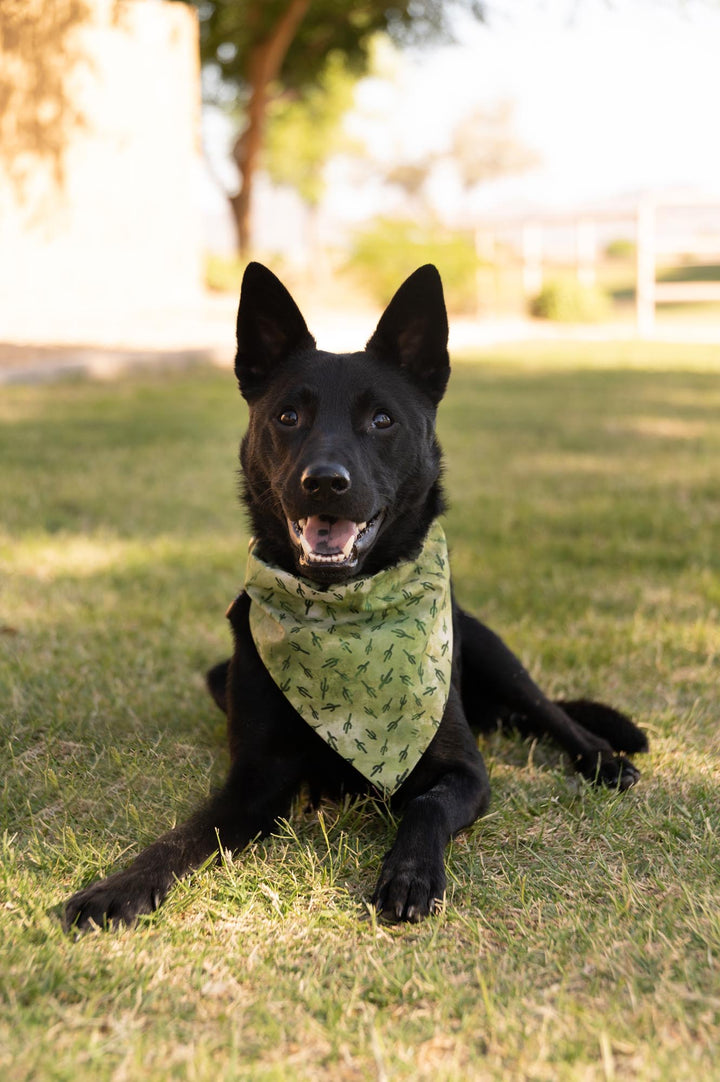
63, 263, 647, 931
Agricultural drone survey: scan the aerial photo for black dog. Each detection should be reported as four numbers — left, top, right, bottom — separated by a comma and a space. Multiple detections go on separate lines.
64, 263, 647, 930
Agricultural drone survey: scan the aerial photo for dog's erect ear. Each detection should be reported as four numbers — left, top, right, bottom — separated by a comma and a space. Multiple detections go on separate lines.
235, 262, 316, 398
365, 264, 449, 405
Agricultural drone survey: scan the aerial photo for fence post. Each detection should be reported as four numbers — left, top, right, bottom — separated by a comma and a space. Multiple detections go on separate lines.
522, 223, 543, 296
474, 226, 497, 315
576, 219, 596, 287
636, 197, 656, 335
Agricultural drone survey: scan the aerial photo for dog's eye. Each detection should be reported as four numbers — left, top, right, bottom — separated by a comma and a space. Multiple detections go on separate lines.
371, 411, 393, 430
278, 409, 299, 427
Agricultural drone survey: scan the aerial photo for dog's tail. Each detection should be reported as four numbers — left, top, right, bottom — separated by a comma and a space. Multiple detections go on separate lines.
554, 699, 648, 754
206, 658, 231, 715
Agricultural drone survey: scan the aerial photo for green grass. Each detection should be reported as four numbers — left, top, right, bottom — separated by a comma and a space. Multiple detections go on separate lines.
1, 342, 719, 1080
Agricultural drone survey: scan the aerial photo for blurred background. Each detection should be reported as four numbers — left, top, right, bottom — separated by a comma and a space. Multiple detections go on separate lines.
2, 0, 720, 372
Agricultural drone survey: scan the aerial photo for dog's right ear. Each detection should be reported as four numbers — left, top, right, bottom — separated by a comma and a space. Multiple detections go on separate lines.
235, 262, 316, 399
366, 264, 449, 406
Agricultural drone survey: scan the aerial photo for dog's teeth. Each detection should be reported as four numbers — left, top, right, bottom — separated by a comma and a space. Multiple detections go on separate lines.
291, 513, 382, 569
301, 545, 359, 566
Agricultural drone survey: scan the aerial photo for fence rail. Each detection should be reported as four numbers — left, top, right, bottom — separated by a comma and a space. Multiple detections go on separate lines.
653, 282, 720, 303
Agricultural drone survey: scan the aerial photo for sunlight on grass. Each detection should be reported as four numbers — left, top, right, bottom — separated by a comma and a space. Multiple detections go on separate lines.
453, 338, 720, 373
615, 415, 711, 439
3, 534, 147, 579
2, 531, 250, 581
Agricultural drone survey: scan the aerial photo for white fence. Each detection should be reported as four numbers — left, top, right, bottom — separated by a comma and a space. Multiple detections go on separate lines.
636, 193, 720, 333
475, 193, 720, 332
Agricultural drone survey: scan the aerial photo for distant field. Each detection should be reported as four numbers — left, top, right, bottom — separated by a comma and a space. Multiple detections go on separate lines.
2, 342, 719, 1081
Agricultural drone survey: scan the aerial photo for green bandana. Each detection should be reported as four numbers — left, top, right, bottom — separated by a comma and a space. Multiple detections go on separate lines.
244, 522, 453, 795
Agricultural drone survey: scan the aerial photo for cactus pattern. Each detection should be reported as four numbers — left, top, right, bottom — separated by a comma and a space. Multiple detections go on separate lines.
245, 522, 453, 794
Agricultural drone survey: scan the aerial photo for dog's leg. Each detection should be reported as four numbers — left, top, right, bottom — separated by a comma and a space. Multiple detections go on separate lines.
556, 699, 648, 754
63, 755, 303, 932
372, 690, 490, 922
457, 607, 643, 788
371, 768, 488, 922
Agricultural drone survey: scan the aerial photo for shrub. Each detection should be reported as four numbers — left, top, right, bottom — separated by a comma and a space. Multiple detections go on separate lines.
530, 278, 611, 323
345, 219, 479, 313
205, 253, 292, 294
205, 253, 245, 294
604, 238, 636, 260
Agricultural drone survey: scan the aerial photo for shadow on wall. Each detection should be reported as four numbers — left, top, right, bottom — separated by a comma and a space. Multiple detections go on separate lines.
1, 1, 99, 198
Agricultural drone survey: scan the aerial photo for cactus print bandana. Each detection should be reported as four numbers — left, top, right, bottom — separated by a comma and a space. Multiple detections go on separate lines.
244, 521, 453, 795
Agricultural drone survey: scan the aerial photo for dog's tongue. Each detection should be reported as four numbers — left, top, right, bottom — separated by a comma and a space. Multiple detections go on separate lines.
303, 515, 358, 556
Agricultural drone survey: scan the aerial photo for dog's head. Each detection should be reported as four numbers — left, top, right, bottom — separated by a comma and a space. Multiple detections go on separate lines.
235, 262, 450, 584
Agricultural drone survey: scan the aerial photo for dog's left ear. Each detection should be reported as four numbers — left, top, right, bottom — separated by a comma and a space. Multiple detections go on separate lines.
366, 264, 449, 406
235, 262, 316, 399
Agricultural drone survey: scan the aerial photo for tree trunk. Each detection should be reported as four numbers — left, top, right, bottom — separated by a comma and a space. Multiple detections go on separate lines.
229, 0, 310, 257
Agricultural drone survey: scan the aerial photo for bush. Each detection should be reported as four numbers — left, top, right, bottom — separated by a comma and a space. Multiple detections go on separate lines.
345, 219, 479, 313
205, 253, 245, 294
604, 238, 636, 261
530, 278, 611, 323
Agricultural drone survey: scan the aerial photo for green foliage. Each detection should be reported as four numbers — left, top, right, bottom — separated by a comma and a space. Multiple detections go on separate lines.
204, 252, 245, 293
530, 277, 611, 323
264, 51, 358, 208
658, 261, 720, 283
604, 237, 636, 260
196, 0, 483, 102
346, 219, 479, 313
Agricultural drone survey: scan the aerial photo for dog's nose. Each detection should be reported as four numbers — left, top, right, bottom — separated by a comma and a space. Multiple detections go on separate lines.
301, 463, 351, 498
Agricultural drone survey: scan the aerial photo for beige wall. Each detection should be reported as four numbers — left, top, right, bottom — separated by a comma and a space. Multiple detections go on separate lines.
0, 0, 203, 338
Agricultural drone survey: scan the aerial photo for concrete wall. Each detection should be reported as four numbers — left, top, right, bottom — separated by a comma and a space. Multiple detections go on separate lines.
0, 0, 203, 340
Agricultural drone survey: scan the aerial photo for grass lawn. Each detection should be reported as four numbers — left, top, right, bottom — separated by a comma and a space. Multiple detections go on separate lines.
1, 341, 719, 1081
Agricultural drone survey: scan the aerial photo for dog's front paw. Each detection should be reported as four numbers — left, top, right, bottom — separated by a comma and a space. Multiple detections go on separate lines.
63, 869, 170, 933
371, 852, 446, 923
577, 750, 640, 791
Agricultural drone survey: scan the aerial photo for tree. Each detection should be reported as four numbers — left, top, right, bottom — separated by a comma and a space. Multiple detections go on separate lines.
193, 0, 485, 255
368, 101, 539, 222
450, 102, 540, 191
263, 50, 358, 216
0, 0, 93, 197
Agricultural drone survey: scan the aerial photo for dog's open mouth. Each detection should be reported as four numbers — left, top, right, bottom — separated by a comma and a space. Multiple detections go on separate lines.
288, 511, 384, 571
